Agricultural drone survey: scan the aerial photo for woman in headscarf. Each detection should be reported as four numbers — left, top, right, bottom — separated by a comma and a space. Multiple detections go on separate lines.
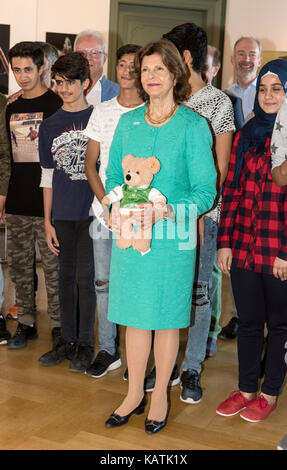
216, 59, 287, 423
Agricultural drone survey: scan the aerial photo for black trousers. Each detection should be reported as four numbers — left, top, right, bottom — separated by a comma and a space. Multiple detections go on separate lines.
54, 218, 96, 348
231, 264, 287, 396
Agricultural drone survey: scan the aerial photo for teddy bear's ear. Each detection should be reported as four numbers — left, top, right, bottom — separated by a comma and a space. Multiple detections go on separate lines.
122, 154, 135, 170
146, 157, 161, 174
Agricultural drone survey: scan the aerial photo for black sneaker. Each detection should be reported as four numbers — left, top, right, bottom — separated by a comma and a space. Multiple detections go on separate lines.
38, 338, 76, 366
144, 364, 180, 392
69, 343, 94, 372
180, 370, 202, 404
219, 316, 238, 339
85, 350, 121, 378
0, 314, 11, 345
7, 322, 38, 349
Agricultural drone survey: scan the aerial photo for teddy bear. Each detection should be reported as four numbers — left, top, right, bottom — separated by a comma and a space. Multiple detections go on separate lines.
102, 154, 166, 254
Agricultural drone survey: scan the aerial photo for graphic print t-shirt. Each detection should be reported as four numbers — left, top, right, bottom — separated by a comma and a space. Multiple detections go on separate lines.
5, 89, 62, 216
39, 106, 94, 220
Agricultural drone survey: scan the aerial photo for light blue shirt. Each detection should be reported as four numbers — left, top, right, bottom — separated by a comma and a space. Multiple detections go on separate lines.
226, 77, 257, 120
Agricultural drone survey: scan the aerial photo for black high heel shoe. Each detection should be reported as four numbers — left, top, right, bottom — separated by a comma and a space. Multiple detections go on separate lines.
145, 414, 168, 434
105, 396, 146, 428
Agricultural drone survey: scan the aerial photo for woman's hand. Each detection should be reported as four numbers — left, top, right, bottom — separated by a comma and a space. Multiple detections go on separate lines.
130, 203, 164, 230
217, 248, 233, 277
45, 221, 60, 256
108, 202, 121, 236
273, 256, 287, 281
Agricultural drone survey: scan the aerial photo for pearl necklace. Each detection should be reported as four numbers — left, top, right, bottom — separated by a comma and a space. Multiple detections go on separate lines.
146, 103, 178, 125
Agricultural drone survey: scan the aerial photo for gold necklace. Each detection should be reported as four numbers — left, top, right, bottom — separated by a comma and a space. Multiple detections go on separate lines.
146, 103, 178, 125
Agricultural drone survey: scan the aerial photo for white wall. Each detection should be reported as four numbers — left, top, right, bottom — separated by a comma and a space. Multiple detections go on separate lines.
2, 0, 287, 93
2, 0, 111, 93
222, 0, 287, 89
36, 0, 110, 45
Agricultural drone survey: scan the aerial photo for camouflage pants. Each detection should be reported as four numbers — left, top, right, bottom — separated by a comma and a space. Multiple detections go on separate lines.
6, 214, 60, 328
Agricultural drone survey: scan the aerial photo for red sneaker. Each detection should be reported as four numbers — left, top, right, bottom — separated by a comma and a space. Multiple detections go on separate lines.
216, 391, 251, 417
240, 395, 276, 422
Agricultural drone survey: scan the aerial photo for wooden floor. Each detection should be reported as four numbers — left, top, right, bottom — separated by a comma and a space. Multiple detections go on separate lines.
0, 262, 286, 451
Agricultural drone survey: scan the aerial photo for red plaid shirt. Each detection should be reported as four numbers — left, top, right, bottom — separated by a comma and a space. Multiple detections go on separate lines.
217, 131, 287, 274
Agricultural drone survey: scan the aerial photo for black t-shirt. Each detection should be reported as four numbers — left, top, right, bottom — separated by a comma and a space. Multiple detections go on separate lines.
5, 89, 62, 216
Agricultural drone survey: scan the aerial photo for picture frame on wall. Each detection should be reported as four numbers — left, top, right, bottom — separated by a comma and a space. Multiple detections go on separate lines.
261, 51, 287, 62
45, 32, 76, 55
0, 24, 10, 95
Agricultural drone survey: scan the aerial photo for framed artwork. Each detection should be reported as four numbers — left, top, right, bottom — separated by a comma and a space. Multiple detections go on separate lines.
0, 24, 10, 95
45, 32, 76, 55
261, 51, 287, 66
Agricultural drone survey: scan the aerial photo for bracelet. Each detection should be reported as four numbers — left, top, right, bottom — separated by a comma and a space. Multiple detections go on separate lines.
162, 204, 175, 221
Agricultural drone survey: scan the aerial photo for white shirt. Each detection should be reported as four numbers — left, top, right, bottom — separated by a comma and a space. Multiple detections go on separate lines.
86, 75, 103, 107
84, 96, 143, 220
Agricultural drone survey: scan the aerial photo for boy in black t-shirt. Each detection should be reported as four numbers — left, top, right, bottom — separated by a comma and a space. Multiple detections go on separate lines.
38, 52, 96, 372
5, 42, 62, 350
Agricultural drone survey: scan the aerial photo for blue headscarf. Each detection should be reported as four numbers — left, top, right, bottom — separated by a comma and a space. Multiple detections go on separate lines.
232, 59, 287, 188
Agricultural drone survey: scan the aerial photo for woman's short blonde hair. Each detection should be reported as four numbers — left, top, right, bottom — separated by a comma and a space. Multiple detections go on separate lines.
133, 39, 191, 103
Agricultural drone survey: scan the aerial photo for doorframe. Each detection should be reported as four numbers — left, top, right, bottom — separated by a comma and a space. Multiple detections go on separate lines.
108, 0, 227, 86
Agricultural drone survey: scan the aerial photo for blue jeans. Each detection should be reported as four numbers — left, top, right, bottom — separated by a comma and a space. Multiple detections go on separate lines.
207, 257, 222, 355
182, 216, 218, 374
0, 264, 4, 312
91, 218, 117, 355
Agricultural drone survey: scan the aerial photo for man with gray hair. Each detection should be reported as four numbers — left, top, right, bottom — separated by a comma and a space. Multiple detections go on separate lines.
35, 42, 59, 89
74, 29, 119, 106
226, 36, 262, 120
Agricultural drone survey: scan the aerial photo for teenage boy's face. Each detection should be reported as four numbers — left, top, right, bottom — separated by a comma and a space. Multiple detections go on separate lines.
54, 74, 89, 105
11, 57, 44, 94
116, 53, 137, 89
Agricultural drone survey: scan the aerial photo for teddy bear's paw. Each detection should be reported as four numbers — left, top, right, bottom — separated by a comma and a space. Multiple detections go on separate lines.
116, 238, 132, 249
132, 239, 151, 253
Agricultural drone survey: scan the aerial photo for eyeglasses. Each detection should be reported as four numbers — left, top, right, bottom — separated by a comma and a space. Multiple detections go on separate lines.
79, 50, 105, 59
